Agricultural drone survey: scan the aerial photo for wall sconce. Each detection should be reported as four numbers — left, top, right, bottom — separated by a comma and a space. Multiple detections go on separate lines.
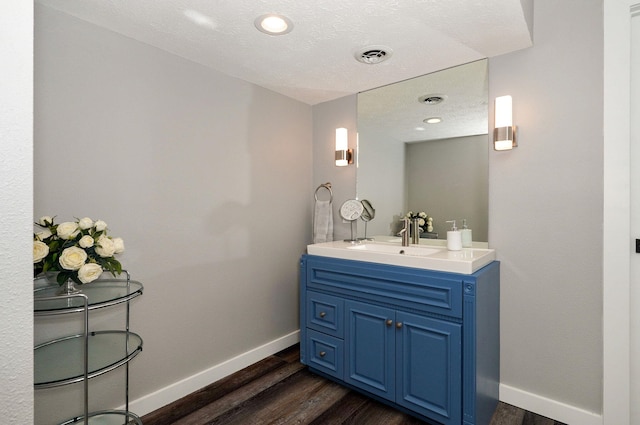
335, 127, 353, 166
494, 95, 517, 151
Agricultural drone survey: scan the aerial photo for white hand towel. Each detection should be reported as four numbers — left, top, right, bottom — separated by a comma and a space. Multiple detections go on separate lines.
313, 200, 333, 244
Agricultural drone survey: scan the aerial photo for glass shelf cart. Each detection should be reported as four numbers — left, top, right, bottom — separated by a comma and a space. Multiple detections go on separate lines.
34, 271, 144, 425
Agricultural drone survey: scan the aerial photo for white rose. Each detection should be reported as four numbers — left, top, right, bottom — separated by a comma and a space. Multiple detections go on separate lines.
39, 216, 53, 226
95, 236, 116, 258
112, 237, 125, 254
419, 212, 427, 218
94, 220, 108, 232
33, 241, 49, 263
427, 225, 434, 232
418, 218, 425, 226
77, 263, 103, 283
79, 235, 94, 248
78, 217, 94, 230
57, 221, 80, 240
35, 229, 53, 241
58, 246, 87, 270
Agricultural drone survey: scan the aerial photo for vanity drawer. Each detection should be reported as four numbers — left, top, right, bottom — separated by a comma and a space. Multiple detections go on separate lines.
306, 329, 344, 380
305, 256, 463, 318
306, 291, 344, 338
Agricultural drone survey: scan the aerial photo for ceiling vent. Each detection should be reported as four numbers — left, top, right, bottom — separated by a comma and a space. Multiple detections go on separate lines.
355, 46, 392, 64
418, 94, 447, 105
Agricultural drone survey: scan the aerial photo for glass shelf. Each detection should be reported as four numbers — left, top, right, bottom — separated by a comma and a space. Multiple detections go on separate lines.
34, 277, 143, 316
58, 410, 142, 425
34, 330, 143, 388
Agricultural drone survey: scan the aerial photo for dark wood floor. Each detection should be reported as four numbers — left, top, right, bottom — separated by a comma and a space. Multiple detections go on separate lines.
141, 345, 565, 425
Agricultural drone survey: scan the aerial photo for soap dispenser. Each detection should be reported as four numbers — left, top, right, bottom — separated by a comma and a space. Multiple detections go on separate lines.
461, 219, 472, 248
446, 220, 462, 251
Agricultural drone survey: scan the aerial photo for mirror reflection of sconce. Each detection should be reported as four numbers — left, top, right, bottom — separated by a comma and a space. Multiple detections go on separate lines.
335, 127, 354, 166
494, 95, 517, 151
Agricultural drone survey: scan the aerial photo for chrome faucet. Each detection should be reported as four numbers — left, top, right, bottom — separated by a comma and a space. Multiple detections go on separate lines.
411, 218, 423, 244
398, 217, 411, 247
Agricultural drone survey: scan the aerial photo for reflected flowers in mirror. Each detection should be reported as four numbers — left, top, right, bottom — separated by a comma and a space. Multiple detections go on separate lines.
404, 211, 434, 233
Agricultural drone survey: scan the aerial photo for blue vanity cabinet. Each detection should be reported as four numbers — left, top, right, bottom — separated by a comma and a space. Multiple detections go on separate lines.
299, 254, 500, 425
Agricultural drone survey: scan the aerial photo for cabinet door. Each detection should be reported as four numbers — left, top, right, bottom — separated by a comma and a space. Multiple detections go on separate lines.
345, 300, 395, 401
396, 311, 462, 425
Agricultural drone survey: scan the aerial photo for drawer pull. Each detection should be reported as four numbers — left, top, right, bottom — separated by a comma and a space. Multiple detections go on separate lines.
319, 311, 326, 318
386, 319, 393, 327
396, 322, 403, 329
319, 351, 326, 357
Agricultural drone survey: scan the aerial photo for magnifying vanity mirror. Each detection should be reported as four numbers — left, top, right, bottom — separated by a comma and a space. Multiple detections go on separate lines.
360, 200, 375, 241
356, 59, 489, 242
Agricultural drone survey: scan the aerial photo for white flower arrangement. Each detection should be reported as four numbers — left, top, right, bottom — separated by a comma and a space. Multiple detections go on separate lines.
405, 211, 434, 233
33, 216, 124, 285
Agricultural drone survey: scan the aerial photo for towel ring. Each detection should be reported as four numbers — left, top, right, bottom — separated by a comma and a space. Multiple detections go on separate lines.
314, 183, 333, 203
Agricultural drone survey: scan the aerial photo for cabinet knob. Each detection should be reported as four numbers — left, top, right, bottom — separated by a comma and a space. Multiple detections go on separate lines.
396, 322, 403, 329
319, 351, 326, 357
386, 319, 393, 327
319, 311, 326, 318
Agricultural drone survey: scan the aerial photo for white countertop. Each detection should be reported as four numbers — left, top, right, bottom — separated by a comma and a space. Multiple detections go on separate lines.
307, 237, 495, 275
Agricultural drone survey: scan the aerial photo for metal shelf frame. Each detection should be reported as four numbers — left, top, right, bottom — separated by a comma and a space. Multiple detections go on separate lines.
34, 271, 144, 425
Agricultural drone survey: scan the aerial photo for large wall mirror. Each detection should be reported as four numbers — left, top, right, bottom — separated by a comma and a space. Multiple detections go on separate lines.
356, 59, 489, 241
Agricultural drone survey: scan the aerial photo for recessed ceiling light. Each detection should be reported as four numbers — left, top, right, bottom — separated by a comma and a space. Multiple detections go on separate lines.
424, 117, 442, 124
254, 14, 293, 35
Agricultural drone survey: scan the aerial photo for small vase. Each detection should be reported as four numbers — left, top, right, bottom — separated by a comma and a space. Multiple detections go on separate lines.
57, 278, 82, 296
43, 271, 60, 284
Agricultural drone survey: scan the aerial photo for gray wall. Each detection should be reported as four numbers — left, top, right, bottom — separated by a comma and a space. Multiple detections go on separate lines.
12, 0, 606, 422
489, 0, 603, 412
312, 96, 358, 241
313, 0, 604, 415
34, 5, 311, 424
356, 119, 405, 237
406, 135, 489, 241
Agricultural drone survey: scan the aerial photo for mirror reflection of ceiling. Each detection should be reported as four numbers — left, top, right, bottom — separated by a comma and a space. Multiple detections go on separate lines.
36, 0, 532, 105
358, 60, 489, 144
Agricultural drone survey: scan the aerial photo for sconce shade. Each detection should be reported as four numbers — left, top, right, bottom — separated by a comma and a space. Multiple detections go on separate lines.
494, 95, 517, 151
335, 127, 353, 166
495, 96, 512, 127
336, 128, 348, 151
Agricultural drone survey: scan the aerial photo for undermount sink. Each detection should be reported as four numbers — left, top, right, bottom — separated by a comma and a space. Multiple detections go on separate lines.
307, 239, 496, 274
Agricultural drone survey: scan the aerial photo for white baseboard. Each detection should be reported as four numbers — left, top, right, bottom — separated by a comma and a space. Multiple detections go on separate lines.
500, 383, 602, 425
122, 330, 300, 417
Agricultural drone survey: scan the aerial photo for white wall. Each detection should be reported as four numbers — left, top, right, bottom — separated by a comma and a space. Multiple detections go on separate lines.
629, 5, 640, 424
34, 5, 311, 424
489, 0, 603, 420
0, 3, 34, 424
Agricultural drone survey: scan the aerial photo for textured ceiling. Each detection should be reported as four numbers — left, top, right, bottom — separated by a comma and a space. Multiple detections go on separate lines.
36, 0, 533, 106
